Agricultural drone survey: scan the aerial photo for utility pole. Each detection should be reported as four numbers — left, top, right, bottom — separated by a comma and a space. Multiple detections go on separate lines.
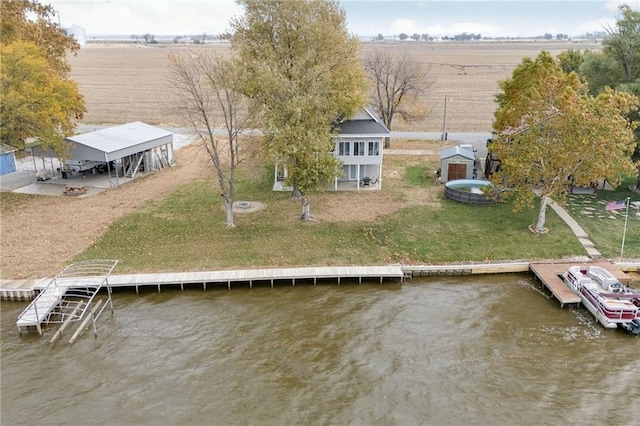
441, 95, 448, 144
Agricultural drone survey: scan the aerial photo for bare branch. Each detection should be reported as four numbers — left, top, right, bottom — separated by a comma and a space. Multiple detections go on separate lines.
364, 51, 432, 147
169, 50, 256, 227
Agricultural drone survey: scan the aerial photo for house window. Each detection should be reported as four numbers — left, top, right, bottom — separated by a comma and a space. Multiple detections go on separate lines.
353, 142, 365, 156
339, 142, 350, 156
368, 141, 379, 156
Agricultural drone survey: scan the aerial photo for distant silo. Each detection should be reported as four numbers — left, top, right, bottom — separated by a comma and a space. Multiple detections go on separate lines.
64, 24, 86, 46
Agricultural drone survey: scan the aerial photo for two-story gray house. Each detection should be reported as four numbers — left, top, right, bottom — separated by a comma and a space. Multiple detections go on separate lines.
273, 107, 391, 191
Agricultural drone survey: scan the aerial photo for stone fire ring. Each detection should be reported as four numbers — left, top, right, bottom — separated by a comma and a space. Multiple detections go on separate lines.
232, 201, 266, 213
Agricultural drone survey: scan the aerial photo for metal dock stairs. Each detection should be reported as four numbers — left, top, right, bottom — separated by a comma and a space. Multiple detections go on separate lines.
16, 260, 118, 340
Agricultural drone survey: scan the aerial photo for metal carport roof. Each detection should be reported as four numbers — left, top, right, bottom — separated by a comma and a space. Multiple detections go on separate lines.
65, 122, 173, 162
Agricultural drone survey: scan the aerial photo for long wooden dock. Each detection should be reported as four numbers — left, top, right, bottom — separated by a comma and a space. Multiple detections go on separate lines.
107, 266, 405, 292
0, 266, 405, 299
1, 262, 636, 301
529, 260, 632, 307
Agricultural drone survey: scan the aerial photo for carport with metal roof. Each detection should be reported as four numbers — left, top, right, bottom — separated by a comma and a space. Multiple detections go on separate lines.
33, 122, 174, 187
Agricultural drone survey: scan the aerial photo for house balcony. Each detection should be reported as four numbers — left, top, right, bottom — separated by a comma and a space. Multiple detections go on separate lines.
333, 179, 381, 191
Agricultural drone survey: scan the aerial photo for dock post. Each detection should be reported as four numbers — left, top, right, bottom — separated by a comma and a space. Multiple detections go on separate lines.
270, 279, 273, 288
69, 299, 103, 345
50, 302, 85, 344
359, 276, 362, 284
35, 303, 42, 335
106, 284, 114, 313
292, 278, 295, 287
338, 277, 341, 285
157, 283, 161, 293
227, 281, 231, 290
181, 283, 184, 291
250, 280, 253, 289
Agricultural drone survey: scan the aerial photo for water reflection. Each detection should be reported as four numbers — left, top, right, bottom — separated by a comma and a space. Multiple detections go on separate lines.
2, 275, 638, 425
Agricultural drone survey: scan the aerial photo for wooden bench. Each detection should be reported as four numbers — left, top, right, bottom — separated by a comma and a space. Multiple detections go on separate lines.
64, 186, 87, 196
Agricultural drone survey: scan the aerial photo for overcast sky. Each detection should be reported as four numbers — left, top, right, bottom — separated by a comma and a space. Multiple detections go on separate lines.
43, 0, 637, 38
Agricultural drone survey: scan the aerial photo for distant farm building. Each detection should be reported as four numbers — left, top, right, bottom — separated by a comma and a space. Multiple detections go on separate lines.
63, 24, 86, 46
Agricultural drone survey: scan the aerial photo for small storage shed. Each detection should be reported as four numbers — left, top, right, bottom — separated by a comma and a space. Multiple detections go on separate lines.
440, 145, 476, 183
0, 143, 17, 175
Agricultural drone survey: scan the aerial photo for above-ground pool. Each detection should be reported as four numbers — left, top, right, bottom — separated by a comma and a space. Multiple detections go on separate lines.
444, 179, 498, 205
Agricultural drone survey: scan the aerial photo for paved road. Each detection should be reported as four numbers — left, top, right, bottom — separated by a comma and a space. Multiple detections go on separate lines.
391, 131, 492, 159
77, 125, 494, 159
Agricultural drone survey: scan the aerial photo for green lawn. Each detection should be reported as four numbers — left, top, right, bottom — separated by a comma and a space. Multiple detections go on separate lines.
74, 156, 600, 273
564, 180, 640, 259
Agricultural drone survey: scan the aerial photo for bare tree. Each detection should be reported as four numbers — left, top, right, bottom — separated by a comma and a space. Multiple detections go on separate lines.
364, 51, 432, 147
170, 51, 256, 227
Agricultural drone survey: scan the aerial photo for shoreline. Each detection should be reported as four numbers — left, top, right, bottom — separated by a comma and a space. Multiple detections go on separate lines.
2, 259, 638, 302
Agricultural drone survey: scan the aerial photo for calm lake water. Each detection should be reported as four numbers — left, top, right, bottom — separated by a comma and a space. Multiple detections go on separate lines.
1, 274, 638, 425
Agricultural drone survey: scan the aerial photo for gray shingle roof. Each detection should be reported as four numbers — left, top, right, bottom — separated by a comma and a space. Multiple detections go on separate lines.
337, 119, 390, 136
336, 107, 390, 137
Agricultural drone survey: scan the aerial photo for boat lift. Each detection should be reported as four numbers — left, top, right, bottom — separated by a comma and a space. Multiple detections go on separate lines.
16, 260, 118, 339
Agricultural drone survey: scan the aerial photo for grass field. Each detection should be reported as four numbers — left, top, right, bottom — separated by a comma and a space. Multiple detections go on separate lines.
74, 153, 587, 274
564, 184, 640, 259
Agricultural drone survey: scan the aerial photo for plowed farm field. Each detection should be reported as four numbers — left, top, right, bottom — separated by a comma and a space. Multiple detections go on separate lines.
69, 40, 600, 132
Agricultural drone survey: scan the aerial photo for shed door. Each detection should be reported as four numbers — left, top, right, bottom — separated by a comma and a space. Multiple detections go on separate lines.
447, 163, 467, 181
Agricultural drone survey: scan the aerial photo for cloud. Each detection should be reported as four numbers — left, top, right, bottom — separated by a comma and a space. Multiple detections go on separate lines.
388, 18, 421, 35
576, 17, 617, 34
388, 18, 503, 37
47, 0, 243, 35
445, 22, 503, 37
603, 0, 628, 12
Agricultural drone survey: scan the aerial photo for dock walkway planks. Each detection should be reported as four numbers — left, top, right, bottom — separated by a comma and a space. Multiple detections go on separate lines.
2, 262, 636, 300
529, 260, 632, 307
16, 284, 68, 333
107, 265, 405, 292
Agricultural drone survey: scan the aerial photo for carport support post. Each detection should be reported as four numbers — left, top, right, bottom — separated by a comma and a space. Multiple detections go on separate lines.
105, 153, 117, 188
